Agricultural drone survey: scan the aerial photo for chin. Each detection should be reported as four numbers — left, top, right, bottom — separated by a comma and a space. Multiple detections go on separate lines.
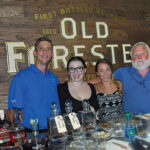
73, 79, 83, 82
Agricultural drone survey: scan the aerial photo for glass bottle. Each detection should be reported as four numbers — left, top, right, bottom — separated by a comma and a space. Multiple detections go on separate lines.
30, 118, 45, 150
10, 108, 25, 147
48, 102, 67, 149
124, 112, 136, 142
0, 109, 11, 148
79, 99, 96, 133
64, 100, 86, 150
64, 100, 81, 136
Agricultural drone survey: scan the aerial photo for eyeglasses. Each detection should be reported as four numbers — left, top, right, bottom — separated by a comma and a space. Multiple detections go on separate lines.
68, 66, 85, 73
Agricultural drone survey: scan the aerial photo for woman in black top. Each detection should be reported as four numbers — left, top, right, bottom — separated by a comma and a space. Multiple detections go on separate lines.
57, 57, 98, 114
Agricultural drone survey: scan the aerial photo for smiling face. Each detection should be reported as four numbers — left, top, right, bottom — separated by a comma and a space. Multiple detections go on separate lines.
68, 60, 86, 82
96, 63, 112, 82
132, 45, 150, 70
34, 41, 53, 66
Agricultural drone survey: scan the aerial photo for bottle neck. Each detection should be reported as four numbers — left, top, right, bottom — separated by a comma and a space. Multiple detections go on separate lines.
83, 105, 90, 111
52, 108, 59, 117
65, 106, 72, 114
32, 125, 39, 136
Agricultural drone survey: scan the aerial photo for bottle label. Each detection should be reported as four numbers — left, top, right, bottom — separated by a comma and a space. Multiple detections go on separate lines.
55, 116, 67, 133
69, 112, 81, 130
124, 125, 135, 141
0, 127, 10, 141
0, 110, 4, 120
10, 131, 25, 142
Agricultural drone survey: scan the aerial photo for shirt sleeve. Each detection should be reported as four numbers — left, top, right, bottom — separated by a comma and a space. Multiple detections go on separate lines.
8, 74, 24, 109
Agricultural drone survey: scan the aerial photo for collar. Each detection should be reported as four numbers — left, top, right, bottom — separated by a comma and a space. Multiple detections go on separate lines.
30, 64, 49, 75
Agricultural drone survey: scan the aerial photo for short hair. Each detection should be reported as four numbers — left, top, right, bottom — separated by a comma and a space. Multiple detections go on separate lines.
95, 58, 113, 72
35, 37, 53, 51
67, 56, 87, 69
130, 42, 150, 57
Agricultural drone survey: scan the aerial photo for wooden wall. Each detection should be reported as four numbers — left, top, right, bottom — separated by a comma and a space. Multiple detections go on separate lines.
0, 0, 150, 109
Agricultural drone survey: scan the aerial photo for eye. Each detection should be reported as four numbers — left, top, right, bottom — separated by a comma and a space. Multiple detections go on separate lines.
141, 52, 145, 56
77, 66, 84, 72
77, 66, 82, 69
46, 47, 51, 50
68, 67, 74, 73
98, 69, 104, 73
69, 67, 74, 71
106, 68, 111, 71
39, 47, 43, 50
133, 54, 138, 57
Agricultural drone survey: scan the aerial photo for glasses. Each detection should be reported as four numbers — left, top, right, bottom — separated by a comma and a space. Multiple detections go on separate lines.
68, 66, 85, 73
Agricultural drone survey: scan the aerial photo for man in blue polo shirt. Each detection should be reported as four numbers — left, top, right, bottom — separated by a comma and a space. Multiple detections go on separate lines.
8, 37, 61, 137
114, 42, 150, 114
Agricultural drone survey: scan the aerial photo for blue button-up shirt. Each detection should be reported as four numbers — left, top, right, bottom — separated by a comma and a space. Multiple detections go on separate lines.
114, 66, 150, 114
8, 64, 60, 129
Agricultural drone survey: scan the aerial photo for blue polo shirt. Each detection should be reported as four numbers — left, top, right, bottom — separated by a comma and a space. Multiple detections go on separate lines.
114, 66, 150, 114
8, 64, 60, 129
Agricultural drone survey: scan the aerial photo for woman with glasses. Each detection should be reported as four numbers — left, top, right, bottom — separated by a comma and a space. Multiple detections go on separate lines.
57, 56, 99, 114
94, 59, 123, 123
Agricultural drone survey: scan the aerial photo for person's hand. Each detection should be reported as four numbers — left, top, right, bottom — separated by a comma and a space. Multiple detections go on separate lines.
18, 109, 24, 123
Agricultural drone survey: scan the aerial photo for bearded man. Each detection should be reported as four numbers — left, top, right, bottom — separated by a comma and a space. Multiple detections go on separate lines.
114, 42, 150, 113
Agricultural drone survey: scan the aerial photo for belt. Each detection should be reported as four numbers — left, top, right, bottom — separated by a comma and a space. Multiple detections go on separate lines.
25, 128, 48, 133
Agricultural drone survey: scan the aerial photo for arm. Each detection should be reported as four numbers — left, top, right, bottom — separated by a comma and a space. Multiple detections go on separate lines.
8, 74, 24, 123
88, 77, 101, 86
8, 109, 13, 124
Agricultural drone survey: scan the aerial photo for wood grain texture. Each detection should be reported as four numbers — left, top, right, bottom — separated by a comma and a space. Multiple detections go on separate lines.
0, 0, 150, 109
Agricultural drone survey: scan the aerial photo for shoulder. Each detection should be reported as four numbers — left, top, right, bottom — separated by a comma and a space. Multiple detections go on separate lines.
12, 66, 32, 80
115, 66, 132, 73
47, 71, 59, 84
88, 82, 95, 89
47, 71, 58, 79
57, 82, 67, 89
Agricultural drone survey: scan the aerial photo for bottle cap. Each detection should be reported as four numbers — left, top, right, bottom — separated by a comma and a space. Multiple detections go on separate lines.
125, 112, 131, 119
51, 102, 59, 116
65, 100, 73, 113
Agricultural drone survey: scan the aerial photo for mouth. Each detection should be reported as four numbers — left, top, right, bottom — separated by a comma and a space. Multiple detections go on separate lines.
41, 55, 48, 58
73, 75, 81, 79
137, 61, 144, 66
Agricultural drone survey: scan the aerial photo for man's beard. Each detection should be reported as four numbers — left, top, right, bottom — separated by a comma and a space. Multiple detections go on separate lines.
132, 58, 150, 70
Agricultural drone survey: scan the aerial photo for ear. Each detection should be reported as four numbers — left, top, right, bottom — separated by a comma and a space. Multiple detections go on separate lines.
33, 50, 37, 57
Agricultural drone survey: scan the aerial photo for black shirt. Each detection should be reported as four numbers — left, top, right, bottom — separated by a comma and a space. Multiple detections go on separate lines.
57, 82, 99, 114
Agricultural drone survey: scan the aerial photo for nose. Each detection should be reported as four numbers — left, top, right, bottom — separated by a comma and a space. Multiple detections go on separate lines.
42, 48, 47, 53
137, 54, 142, 59
74, 68, 78, 73
103, 70, 108, 75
